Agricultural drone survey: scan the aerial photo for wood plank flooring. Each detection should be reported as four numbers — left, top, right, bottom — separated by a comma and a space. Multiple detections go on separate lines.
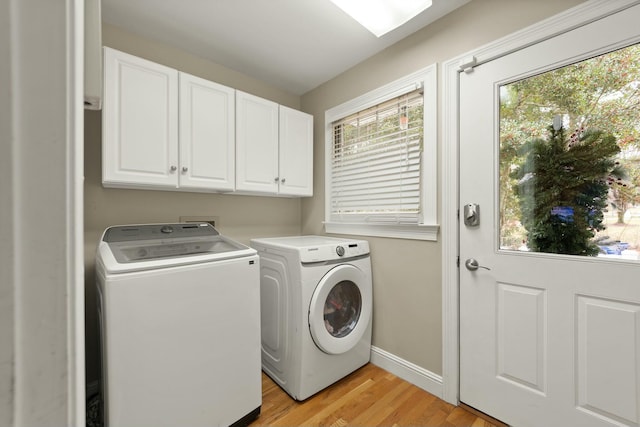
250, 363, 498, 427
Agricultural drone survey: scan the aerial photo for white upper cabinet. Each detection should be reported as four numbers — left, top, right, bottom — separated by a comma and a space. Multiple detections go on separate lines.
235, 91, 280, 193
84, 0, 102, 110
236, 91, 313, 197
103, 47, 179, 189
103, 48, 312, 196
278, 105, 313, 197
103, 47, 235, 192
179, 73, 235, 191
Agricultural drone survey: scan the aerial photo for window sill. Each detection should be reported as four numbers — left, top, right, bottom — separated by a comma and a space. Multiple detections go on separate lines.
324, 222, 439, 241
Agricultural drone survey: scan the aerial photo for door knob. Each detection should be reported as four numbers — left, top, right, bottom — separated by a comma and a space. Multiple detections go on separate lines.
465, 258, 491, 271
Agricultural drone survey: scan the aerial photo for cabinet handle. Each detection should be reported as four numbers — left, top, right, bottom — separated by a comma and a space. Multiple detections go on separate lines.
170, 165, 177, 172
281, 178, 286, 184
274, 177, 279, 183
182, 166, 188, 173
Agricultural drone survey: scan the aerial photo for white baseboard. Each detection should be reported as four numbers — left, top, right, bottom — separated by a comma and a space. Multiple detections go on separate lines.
370, 346, 443, 399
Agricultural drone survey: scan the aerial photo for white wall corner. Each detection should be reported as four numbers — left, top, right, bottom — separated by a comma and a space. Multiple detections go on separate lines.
440, 56, 462, 406
8, 0, 86, 425
370, 346, 443, 399
0, 0, 15, 424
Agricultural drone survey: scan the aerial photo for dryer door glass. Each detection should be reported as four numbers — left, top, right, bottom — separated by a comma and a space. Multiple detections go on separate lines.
324, 281, 362, 338
309, 264, 372, 355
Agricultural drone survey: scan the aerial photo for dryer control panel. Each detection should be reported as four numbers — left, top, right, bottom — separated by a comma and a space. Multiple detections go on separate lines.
300, 241, 369, 263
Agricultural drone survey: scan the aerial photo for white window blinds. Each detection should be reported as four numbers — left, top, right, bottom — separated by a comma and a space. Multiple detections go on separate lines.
330, 89, 424, 224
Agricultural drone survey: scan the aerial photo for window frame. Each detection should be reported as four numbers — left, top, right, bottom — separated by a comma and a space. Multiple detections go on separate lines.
324, 64, 439, 241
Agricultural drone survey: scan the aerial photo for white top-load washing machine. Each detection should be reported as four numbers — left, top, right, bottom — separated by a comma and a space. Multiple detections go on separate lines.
96, 223, 261, 427
250, 235, 372, 401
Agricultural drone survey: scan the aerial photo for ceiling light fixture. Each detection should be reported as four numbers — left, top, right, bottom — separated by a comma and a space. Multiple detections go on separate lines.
329, 0, 433, 38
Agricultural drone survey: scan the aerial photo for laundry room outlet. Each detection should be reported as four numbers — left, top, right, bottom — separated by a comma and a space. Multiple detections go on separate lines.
179, 215, 219, 228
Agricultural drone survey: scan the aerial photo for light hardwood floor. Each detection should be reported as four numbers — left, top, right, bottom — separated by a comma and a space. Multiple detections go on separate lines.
250, 363, 499, 427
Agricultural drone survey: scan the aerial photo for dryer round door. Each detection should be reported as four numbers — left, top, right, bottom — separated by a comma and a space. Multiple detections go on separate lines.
308, 264, 372, 355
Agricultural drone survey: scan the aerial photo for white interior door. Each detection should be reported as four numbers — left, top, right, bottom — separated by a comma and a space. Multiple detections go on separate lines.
460, 5, 640, 426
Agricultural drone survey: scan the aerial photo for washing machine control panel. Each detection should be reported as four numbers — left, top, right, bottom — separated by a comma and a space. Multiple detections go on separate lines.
300, 241, 369, 263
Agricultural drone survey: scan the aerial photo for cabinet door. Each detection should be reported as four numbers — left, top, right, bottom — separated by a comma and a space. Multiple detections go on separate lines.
278, 106, 313, 196
179, 73, 235, 191
102, 47, 179, 188
236, 91, 279, 193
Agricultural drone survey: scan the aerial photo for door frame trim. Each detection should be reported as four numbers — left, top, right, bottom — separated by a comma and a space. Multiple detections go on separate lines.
440, 0, 640, 405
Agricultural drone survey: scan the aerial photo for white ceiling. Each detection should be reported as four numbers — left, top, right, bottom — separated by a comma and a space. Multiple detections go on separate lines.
102, 0, 471, 95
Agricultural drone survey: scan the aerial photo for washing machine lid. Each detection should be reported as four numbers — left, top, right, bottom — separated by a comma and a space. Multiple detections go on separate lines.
98, 223, 256, 273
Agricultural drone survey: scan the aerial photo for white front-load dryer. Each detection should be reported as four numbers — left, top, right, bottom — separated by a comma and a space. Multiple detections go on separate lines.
250, 236, 372, 401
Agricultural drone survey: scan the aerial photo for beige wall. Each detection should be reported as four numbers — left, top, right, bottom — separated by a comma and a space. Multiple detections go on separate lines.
87, 2, 586, 385
84, 25, 305, 383
301, 0, 585, 375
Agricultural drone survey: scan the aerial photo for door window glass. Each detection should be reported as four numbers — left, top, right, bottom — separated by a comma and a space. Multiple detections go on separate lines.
500, 43, 640, 259
324, 280, 362, 338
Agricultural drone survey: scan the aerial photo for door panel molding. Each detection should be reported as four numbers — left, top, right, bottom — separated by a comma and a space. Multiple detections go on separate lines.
576, 295, 640, 425
441, 0, 640, 406
496, 283, 547, 394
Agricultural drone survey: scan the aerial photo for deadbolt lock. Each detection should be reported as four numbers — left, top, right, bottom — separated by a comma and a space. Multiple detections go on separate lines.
464, 203, 480, 227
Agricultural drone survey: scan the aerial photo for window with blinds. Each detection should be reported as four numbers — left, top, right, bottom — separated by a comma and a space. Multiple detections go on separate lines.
330, 89, 424, 224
